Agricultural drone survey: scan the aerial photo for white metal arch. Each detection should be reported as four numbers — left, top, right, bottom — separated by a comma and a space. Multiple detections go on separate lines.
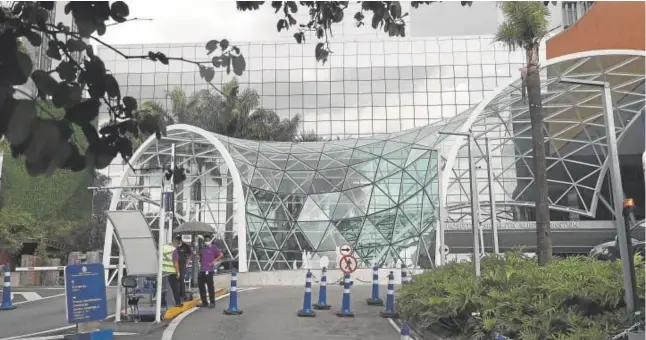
102, 124, 248, 274
440, 49, 646, 205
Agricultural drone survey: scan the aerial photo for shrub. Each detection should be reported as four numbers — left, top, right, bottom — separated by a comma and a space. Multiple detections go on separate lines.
398, 252, 645, 340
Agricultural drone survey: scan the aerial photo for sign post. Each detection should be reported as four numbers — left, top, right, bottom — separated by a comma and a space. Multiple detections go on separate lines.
65, 263, 108, 334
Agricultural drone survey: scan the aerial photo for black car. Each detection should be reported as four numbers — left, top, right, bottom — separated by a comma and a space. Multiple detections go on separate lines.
590, 220, 645, 261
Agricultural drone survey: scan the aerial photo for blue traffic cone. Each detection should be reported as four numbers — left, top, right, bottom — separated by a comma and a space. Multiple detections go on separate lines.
223, 268, 243, 315
380, 271, 398, 318
313, 267, 331, 310
366, 264, 383, 306
336, 273, 354, 317
401, 264, 410, 284
401, 324, 410, 340
297, 270, 316, 317
1, 264, 14, 310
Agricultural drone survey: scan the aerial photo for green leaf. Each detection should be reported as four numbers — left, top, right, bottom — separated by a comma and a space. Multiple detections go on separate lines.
31, 70, 59, 96
52, 83, 82, 109
24, 31, 42, 47
205, 40, 219, 55
56, 61, 77, 82
104, 74, 120, 98
199, 66, 215, 82
109, 1, 130, 23
123, 96, 137, 111
65, 99, 101, 124
212, 57, 222, 68
155, 52, 169, 65
287, 1, 298, 13
46, 41, 61, 60
231, 55, 246, 76
220, 39, 229, 50
390, 2, 402, 18
65, 39, 87, 52
15, 50, 33, 86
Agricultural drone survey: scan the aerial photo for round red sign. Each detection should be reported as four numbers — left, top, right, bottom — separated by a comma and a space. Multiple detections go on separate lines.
339, 254, 358, 274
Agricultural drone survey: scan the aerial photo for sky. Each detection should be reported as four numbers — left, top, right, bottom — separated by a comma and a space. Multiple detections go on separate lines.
99, 1, 308, 45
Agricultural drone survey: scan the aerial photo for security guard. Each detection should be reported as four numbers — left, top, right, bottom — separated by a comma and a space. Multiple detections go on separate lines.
161, 237, 182, 307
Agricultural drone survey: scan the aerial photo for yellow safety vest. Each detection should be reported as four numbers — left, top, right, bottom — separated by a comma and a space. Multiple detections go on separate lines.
162, 244, 176, 274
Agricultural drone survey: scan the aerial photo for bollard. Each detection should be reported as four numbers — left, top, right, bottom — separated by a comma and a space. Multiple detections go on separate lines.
366, 264, 383, 306
297, 270, 316, 317
401, 264, 410, 285
380, 271, 398, 318
401, 324, 410, 340
336, 273, 354, 317
313, 267, 331, 310
223, 268, 243, 315
1, 264, 14, 310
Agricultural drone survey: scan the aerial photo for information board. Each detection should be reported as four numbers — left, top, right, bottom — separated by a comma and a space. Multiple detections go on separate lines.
64, 263, 108, 324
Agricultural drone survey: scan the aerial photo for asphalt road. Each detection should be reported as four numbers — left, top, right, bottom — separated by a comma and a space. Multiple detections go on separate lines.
167, 285, 400, 340
0, 288, 119, 340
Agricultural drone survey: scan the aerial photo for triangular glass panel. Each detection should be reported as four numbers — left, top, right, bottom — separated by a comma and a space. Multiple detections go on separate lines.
331, 193, 364, 219
285, 155, 313, 171
319, 168, 347, 191
258, 168, 284, 191
367, 185, 397, 214
343, 186, 373, 213
356, 141, 386, 156
252, 189, 274, 216
318, 153, 346, 169
266, 153, 289, 170
316, 226, 348, 252
375, 174, 403, 205
325, 150, 354, 165
343, 167, 372, 190
278, 174, 307, 195
356, 218, 388, 247
249, 171, 274, 192
399, 170, 422, 201
334, 217, 365, 247
351, 160, 379, 182
309, 192, 341, 216
266, 198, 290, 221
286, 171, 315, 193
256, 223, 279, 249
367, 208, 397, 242
283, 194, 307, 221
235, 162, 255, 183
405, 152, 432, 185
350, 148, 380, 165
245, 214, 265, 234
376, 158, 402, 181
297, 221, 331, 250
245, 191, 263, 217
309, 173, 338, 194
291, 153, 323, 169
382, 140, 408, 155
383, 146, 410, 169
298, 198, 330, 222
391, 209, 420, 244
256, 153, 282, 170
404, 148, 429, 168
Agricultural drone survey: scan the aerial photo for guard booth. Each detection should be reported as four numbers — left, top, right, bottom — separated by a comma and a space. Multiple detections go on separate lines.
105, 210, 162, 322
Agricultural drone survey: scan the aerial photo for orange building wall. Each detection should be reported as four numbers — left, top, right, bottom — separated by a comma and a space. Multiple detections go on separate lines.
546, 1, 645, 59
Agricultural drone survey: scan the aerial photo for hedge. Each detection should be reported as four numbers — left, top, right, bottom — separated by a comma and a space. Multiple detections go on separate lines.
398, 252, 645, 340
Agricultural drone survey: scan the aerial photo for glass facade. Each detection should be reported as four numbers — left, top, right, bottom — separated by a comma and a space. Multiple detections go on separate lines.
113, 125, 441, 270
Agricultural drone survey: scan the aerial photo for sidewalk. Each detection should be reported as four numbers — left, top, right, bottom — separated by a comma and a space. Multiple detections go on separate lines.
170, 285, 399, 340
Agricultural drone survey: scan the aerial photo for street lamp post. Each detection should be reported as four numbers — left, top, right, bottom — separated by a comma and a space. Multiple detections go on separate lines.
484, 137, 500, 254
439, 131, 481, 278
559, 77, 637, 312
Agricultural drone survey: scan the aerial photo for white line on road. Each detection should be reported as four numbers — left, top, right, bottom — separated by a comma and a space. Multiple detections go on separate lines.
13, 293, 65, 306
0, 311, 121, 340
161, 287, 259, 340
16, 332, 137, 340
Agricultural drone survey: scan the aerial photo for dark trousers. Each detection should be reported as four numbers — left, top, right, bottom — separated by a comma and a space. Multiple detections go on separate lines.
198, 271, 215, 304
166, 274, 182, 306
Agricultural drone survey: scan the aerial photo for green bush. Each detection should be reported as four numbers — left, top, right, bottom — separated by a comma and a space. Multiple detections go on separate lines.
398, 252, 645, 340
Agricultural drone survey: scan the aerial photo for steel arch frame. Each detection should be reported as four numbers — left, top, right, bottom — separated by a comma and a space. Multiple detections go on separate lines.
102, 124, 248, 276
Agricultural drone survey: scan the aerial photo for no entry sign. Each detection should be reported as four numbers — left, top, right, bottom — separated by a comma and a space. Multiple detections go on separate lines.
339, 254, 358, 274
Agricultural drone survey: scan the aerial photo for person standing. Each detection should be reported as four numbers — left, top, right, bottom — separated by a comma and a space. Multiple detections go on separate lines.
198, 235, 224, 308
161, 238, 182, 307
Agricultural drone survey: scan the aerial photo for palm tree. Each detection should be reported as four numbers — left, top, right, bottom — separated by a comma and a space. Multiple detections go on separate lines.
495, 2, 552, 265
138, 79, 315, 260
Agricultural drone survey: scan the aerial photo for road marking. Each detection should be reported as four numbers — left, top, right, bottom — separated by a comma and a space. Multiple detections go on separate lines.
161, 287, 259, 340
0, 311, 122, 340
16, 332, 137, 340
13, 293, 65, 306
13, 292, 43, 302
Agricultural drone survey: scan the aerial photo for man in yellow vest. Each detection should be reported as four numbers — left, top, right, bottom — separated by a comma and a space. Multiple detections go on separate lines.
161, 236, 183, 307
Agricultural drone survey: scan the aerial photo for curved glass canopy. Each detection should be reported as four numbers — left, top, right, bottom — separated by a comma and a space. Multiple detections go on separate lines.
103, 50, 645, 273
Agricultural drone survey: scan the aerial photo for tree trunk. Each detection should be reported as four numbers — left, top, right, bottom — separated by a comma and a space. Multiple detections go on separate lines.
525, 45, 552, 265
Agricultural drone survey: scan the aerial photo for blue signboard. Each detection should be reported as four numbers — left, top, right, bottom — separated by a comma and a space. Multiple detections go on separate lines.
64, 264, 108, 324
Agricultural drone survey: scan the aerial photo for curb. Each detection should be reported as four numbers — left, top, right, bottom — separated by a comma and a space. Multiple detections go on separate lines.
392, 316, 451, 340
162, 288, 229, 320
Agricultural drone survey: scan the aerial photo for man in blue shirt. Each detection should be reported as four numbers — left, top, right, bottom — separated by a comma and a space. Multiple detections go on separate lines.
198, 235, 224, 308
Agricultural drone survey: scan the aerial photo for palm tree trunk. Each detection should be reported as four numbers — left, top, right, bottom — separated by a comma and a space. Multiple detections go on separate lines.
526, 45, 552, 265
